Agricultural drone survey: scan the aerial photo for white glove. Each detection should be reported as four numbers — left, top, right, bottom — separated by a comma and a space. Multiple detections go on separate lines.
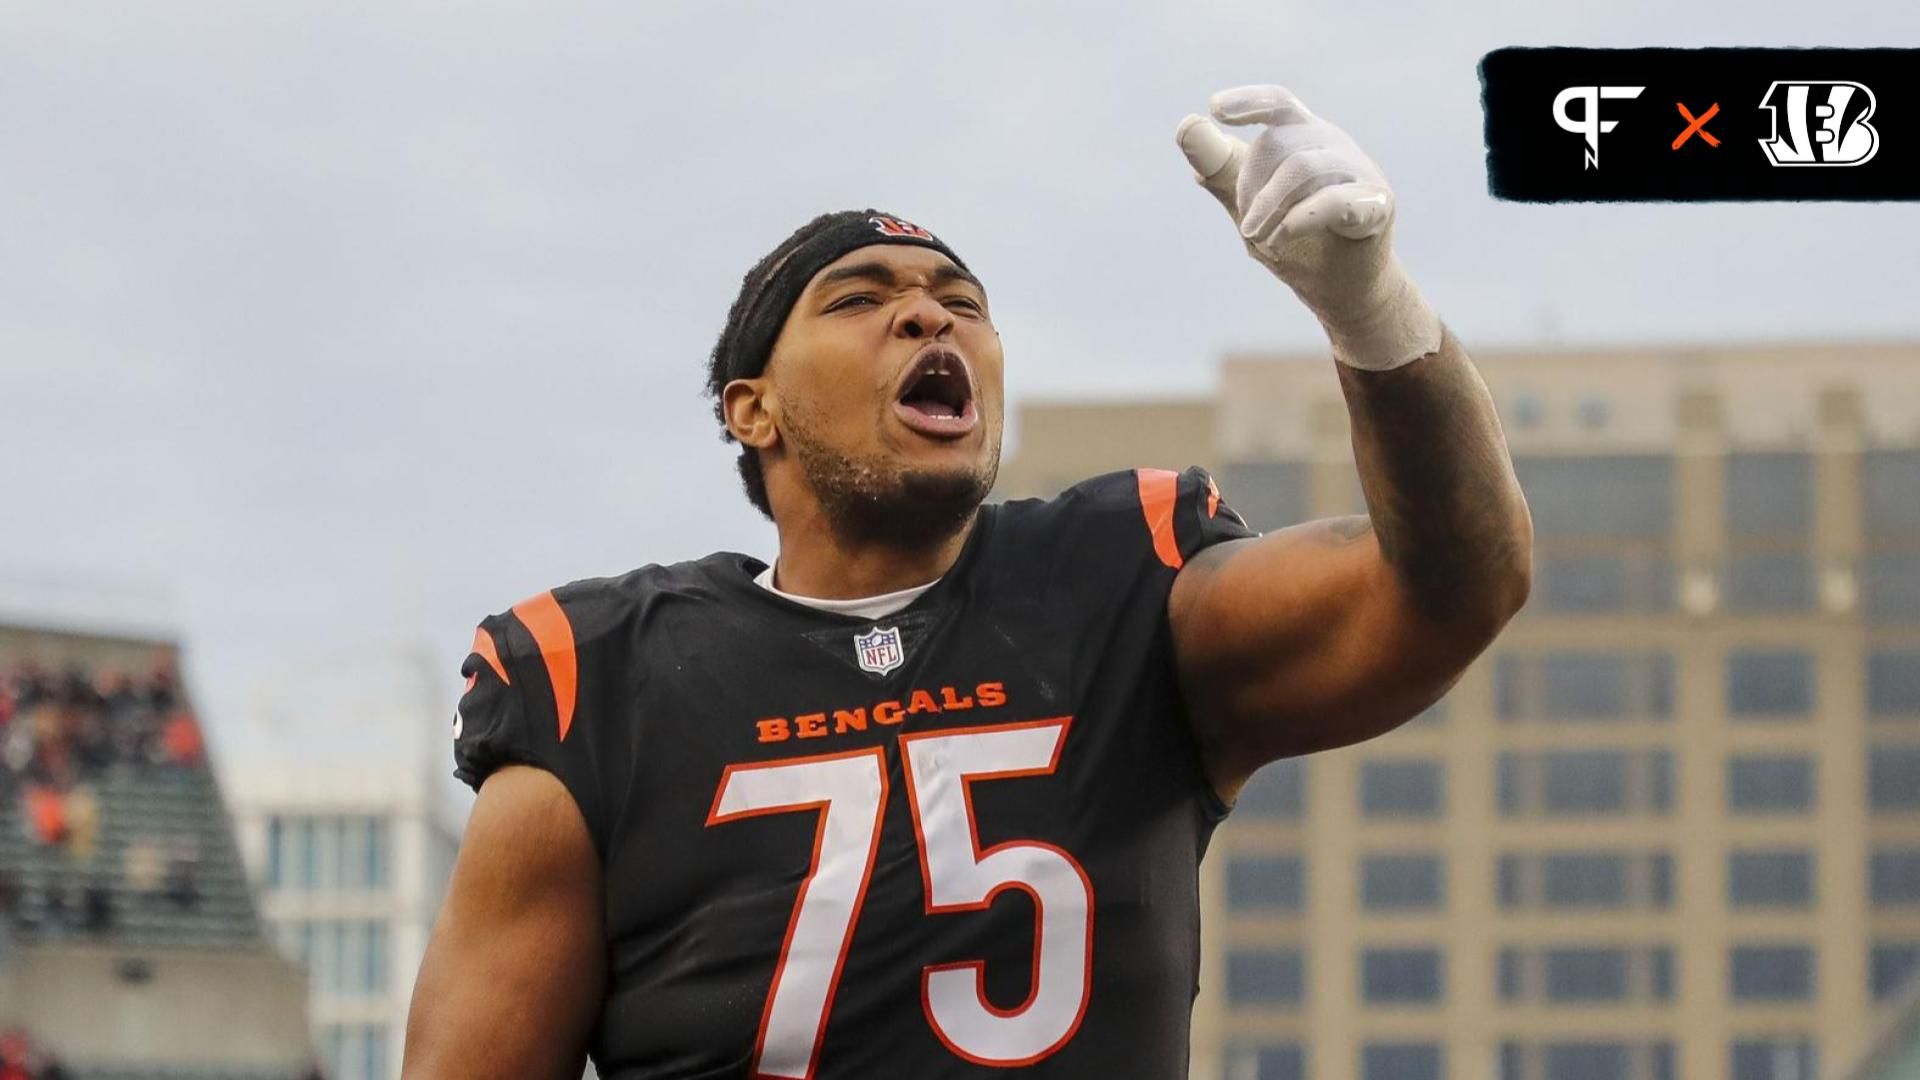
1177, 84, 1441, 371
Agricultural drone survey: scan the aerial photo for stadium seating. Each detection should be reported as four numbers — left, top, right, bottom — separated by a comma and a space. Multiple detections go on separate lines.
0, 646, 311, 1078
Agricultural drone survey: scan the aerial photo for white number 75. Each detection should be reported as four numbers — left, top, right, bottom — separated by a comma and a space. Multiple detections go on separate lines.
706, 717, 1092, 1080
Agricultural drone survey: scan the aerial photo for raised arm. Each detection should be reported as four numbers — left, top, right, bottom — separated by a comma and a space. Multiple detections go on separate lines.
403, 765, 606, 1079
1168, 86, 1532, 800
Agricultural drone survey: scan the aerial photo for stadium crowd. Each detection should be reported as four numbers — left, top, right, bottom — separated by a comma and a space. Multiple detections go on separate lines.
0, 657, 208, 939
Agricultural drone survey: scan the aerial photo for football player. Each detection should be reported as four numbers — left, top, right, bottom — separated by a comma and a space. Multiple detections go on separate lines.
403, 84, 1531, 1079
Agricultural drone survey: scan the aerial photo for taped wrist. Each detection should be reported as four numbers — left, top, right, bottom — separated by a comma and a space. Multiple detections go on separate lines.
1313, 259, 1442, 372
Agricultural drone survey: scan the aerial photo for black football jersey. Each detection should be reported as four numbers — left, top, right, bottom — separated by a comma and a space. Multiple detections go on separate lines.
452, 466, 1256, 1079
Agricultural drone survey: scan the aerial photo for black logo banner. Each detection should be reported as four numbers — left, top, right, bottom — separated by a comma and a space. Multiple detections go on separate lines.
1481, 47, 1920, 201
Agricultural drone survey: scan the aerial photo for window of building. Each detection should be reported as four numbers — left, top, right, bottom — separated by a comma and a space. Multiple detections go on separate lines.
1651, 946, 1675, 1000
264, 815, 394, 894
1227, 856, 1306, 912
1547, 1043, 1628, 1080
1544, 947, 1630, 1002
1726, 453, 1813, 536
1712, 430, 1812, 614
1534, 555, 1676, 614
1362, 1042, 1442, 1080
1514, 456, 1672, 539
1870, 746, 1920, 811
1500, 946, 1668, 1005
368, 920, 388, 993
1577, 397, 1612, 429
1359, 760, 1445, 819
278, 917, 390, 999
1497, 652, 1674, 722
1864, 553, 1920, 621
1727, 651, 1815, 717
295, 817, 317, 890
1870, 651, 1920, 718
1864, 450, 1920, 535
1500, 852, 1677, 912
1227, 948, 1305, 1005
1730, 944, 1815, 1001
1500, 851, 1671, 911
1237, 757, 1306, 818
1729, 850, 1815, 907
1723, 552, 1816, 612
1544, 654, 1632, 718
1361, 947, 1444, 1004
1537, 555, 1626, 612
1498, 755, 1523, 816
340, 920, 368, 996
1650, 853, 1674, 908
1501, 753, 1671, 817
266, 817, 283, 888
340, 818, 369, 891
1219, 461, 1308, 533
1542, 853, 1629, 907
1503, 1041, 1672, 1080
1543, 750, 1629, 813
1654, 1042, 1677, 1080
318, 1022, 390, 1080
1497, 855, 1522, 909
1649, 749, 1675, 812
1727, 755, 1816, 813
1873, 943, 1920, 1001
367, 817, 390, 888
1871, 849, 1920, 906
1361, 854, 1445, 911
1498, 947, 1522, 1000
1229, 1043, 1306, 1080
314, 817, 340, 892
1730, 1039, 1817, 1080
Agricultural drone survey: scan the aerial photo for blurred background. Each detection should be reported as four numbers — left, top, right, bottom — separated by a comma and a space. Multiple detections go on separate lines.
0, 2, 1915, 1078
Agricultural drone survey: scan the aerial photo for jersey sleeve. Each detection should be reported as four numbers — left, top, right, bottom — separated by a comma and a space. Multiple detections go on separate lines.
451, 601, 611, 858
1019, 466, 1258, 812
1050, 464, 1258, 576
1128, 464, 1258, 569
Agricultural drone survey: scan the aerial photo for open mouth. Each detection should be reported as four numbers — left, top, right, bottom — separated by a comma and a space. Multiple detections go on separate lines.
893, 346, 977, 439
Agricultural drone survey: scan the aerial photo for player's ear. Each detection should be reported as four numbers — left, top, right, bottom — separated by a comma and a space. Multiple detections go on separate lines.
722, 377, 779, 451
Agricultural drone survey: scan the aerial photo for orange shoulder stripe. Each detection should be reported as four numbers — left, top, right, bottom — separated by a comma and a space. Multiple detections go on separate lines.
470, 626, 511, 686
1135, 468, 1184, 569
512, 590, 579, 742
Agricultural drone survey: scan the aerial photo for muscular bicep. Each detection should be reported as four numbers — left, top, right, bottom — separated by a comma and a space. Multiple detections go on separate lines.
404, 765, 606, 1080
1169, 516, 1473, 800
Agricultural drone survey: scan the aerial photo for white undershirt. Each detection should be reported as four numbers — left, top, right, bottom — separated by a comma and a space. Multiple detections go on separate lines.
752, 561, 939, 620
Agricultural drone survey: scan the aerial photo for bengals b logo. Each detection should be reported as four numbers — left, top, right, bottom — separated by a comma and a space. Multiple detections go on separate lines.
1758, 81, 1879, 167
870, 215, 935, 240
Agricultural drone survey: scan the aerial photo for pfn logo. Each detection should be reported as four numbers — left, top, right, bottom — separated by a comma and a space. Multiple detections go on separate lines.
1553, 85, 1646, 169
1758, 81, 1879, 166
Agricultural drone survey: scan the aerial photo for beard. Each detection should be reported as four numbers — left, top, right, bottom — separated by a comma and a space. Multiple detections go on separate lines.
783, 402, 999, 551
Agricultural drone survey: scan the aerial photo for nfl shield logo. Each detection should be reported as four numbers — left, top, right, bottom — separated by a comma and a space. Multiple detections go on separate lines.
853, 625, 905, 676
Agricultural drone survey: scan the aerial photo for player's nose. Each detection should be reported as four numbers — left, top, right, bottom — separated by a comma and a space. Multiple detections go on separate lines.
893, 292, 955, 341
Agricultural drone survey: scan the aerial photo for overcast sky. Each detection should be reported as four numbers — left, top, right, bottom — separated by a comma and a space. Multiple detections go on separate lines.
2, 2, 1915, 788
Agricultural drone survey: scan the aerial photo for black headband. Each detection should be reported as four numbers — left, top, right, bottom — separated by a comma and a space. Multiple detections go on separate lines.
723, 212, 971, 384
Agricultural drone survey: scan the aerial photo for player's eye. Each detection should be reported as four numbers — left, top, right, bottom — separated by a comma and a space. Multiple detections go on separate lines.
828, 294, 879, 311
943, 296, 984, 313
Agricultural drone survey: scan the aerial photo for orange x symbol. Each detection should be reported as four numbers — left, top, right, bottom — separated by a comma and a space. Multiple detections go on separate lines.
1672, 102, 1721, 149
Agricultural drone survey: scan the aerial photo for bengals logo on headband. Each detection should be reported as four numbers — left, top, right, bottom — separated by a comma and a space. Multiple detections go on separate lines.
869, 215, 935, 240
